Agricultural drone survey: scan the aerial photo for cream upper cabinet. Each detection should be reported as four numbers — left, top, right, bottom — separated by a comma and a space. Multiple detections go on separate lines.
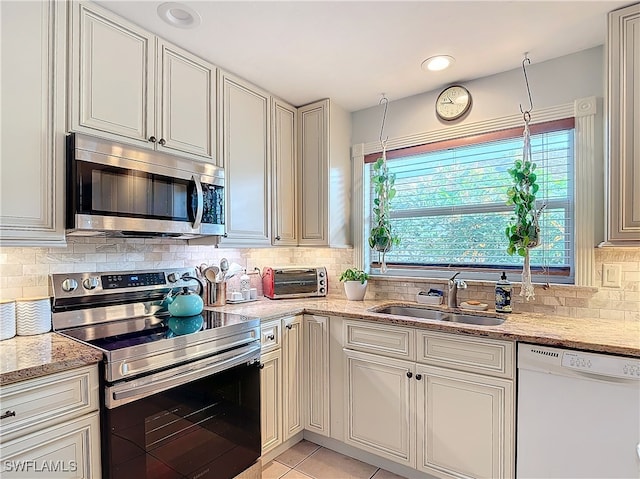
218, 71, 271, 246
0, 0, 66, 246
605, 3, 640, 245
304, 314, 330, 436
272, 99, 298, 246
69, 1, 155, 146
298, 99, 352, 247
69, 1, 216, 162
156, 41, 215, 159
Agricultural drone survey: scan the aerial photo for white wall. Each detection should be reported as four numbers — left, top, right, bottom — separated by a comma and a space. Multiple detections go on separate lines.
351, 46, 604, 144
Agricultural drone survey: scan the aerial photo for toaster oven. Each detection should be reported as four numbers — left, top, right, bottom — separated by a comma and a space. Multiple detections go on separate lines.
262, 267, 327, 299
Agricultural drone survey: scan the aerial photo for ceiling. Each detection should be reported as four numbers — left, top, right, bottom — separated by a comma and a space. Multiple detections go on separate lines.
95, 1, 630, 112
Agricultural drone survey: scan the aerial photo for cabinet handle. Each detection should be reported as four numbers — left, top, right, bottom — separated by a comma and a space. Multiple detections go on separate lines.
159, 138, 166, 146
1, 410, 16, 420
275, 236, 281, 241
267, 334, 275, 341
149, 136, 157, 143
415, 374, 422, 380
259, 363, 264, 369
406, 371, 413, 379
286, 324, 293, 330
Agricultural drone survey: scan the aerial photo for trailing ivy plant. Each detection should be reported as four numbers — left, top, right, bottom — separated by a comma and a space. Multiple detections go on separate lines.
368, 157, 400, 252
505, 157, 543, 257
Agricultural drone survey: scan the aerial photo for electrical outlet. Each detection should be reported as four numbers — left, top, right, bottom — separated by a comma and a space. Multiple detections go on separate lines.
602, 263, 622, 288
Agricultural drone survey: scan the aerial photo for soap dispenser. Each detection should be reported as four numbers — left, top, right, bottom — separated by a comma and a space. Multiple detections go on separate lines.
495, 272, 512, 313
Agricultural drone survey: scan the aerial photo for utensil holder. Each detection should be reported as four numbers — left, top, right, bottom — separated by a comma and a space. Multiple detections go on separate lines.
205, 281, 226, 307
16, 297, 51, 336
0, 300, 16, 340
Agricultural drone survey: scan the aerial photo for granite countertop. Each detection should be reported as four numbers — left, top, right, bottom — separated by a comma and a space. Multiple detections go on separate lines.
0, 333, 103, 386
207, 296, 640, 358
2, 296, 637, 386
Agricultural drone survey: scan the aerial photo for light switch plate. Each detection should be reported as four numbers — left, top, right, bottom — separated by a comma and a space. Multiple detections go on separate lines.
602, 263, 622, 288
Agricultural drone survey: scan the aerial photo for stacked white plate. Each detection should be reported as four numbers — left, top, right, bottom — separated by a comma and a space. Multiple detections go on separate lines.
16, 297, 52, 336
0, 299, 16, 340
459, 301, 489, 311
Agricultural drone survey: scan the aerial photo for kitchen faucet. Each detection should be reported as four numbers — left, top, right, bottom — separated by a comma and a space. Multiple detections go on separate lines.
447, 272, 467, 308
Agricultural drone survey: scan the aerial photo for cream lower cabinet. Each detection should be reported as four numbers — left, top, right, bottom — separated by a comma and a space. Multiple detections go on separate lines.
0, 365, 101, 478
260, 348, 282, 455
342, 320, 515, 479
0, 0, 66, 245
282, 315, 304, 439
304, 314, 330, 436
260, 315, 303, 455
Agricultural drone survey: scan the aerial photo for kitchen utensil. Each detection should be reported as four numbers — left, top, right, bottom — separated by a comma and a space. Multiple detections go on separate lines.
219, 258, 229, 280
203, 266, 219, 283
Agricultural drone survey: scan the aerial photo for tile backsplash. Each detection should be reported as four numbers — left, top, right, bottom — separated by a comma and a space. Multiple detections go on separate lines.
0, 239, 638, 325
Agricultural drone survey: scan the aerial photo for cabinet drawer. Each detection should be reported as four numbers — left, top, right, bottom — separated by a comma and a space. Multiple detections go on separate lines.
261, 319, 281, 353
344, 320, 415, 360
0, 411, 101, 478
0, 365, 98, 442
417, 331, 514, 379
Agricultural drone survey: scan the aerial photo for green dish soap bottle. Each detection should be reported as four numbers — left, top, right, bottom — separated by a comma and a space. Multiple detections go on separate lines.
495, 272, 512, 313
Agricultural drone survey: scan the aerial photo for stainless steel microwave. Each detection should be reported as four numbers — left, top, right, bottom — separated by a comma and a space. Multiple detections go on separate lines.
66, 133, 224, 239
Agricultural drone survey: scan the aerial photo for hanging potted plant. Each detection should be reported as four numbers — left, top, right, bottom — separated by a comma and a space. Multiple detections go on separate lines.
339, 268, 369, 301
505, 136, 545, 301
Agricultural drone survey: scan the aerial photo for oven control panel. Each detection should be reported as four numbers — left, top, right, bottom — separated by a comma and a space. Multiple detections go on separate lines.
102, 272, 167, 289
50, 268, 198, 298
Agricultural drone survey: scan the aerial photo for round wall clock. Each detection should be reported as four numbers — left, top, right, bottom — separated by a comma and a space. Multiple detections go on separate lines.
435, 85, 472, 121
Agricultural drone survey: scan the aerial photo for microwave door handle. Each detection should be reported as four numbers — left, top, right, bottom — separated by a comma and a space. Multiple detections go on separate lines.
192, 175, 204, 229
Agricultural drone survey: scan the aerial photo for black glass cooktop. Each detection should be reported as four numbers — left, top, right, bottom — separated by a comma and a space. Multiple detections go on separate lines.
60, 310, 255, 352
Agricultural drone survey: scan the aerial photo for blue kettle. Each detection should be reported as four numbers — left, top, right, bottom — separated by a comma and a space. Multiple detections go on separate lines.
166, 276, 204, 317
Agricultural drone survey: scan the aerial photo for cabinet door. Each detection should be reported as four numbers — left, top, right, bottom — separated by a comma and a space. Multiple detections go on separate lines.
157, 41, 215, 161
344, 349, 415, 468
219, 72, 271, 246
416, 365, 514, 479
282, 316, 303, 439
606, 4, 640, 244
0, 0, 66, 245
272, 99, 298, 246
0, 412, 101, 479
260, 348, 282, 455
303, 314, 330, 436
70, 1, 155, 146
298, 100, 328, 245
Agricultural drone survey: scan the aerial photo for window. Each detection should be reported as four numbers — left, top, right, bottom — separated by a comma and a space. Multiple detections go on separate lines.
367, 120, 575, 282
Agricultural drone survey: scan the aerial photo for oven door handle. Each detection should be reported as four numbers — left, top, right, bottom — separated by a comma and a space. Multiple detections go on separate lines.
107, 343, 260, 408
192, 174, 204, 229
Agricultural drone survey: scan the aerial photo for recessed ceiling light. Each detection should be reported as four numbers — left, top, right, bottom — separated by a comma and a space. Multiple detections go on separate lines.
157, 2, 201, 29
421, 55, 455, 72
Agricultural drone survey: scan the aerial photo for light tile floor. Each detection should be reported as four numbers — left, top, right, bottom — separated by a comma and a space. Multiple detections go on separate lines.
262, 440, 407, 479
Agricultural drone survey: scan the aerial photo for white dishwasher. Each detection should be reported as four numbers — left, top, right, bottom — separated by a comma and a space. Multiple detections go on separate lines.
517, 343, 640, 478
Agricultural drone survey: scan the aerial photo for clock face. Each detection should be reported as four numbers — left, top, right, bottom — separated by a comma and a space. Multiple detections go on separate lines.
436, 85, 471, 121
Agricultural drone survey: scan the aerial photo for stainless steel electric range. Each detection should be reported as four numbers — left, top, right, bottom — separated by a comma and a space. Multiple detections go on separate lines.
51, 268, 261, 479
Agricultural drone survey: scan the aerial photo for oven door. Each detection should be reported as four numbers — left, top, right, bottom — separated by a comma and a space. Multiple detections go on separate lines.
102, 344, 260, 479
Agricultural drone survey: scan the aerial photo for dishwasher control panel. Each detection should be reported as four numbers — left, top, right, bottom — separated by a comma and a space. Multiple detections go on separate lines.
561, 351, 640, 379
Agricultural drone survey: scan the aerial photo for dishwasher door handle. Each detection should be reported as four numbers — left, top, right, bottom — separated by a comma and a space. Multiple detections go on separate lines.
637, 443, 640, 461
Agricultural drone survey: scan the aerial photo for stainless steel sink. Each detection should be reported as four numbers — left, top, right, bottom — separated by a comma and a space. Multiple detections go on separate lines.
374, 306, 450, 321
371, 305, 505, 326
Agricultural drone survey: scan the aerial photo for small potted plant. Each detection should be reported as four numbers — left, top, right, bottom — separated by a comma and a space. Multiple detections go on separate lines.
339, 268, 369, 301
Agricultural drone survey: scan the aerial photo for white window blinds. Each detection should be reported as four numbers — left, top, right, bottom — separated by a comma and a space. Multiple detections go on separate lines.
368, 124, 575, 278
